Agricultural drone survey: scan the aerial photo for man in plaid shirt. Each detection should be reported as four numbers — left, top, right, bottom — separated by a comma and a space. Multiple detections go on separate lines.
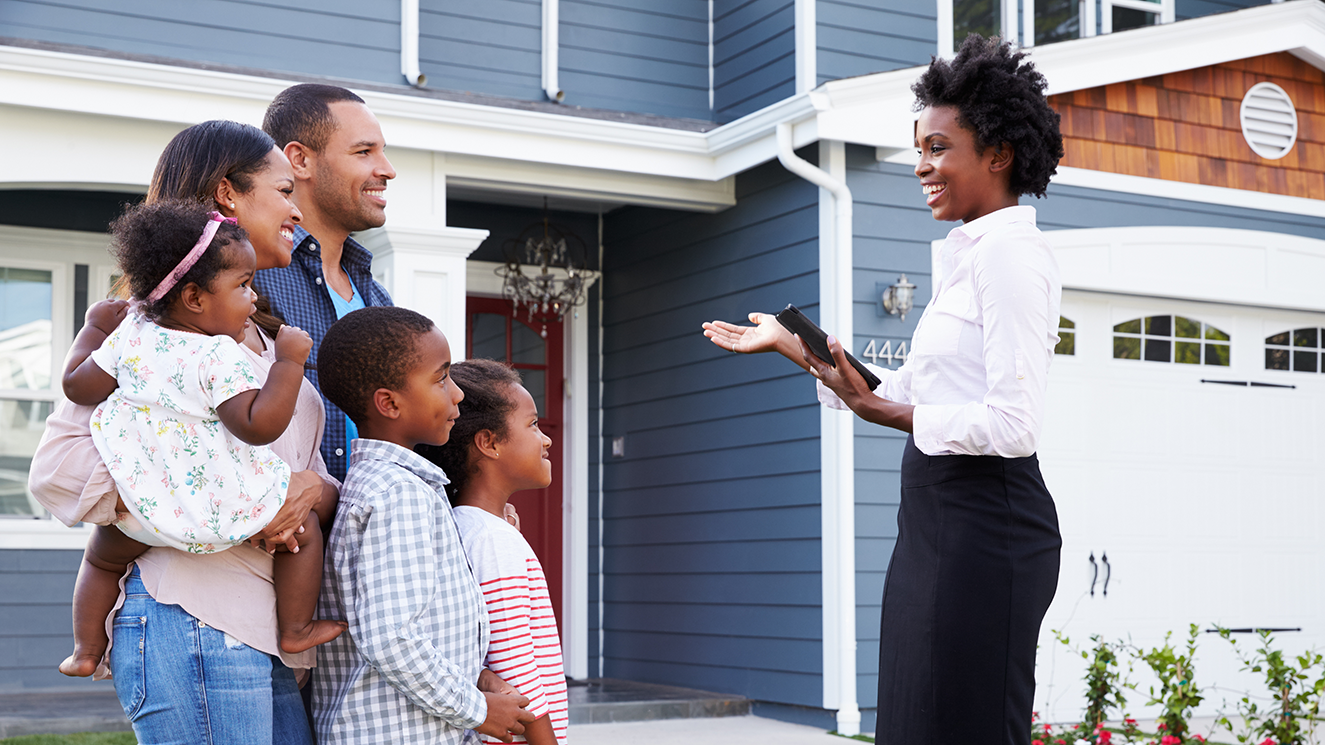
312, 307, 534, 743
259, 83, 396, 482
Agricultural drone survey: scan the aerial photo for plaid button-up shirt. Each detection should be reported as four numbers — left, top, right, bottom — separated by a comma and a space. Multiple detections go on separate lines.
253, 227, 393, 482
313, 439, 489, 744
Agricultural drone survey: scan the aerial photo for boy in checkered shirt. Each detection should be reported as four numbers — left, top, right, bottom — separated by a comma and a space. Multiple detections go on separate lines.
311, 307, 534, 744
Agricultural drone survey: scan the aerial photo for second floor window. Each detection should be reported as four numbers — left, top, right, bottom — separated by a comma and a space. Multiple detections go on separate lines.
1113, 315, 1230, 366
943, 0, 1174, 55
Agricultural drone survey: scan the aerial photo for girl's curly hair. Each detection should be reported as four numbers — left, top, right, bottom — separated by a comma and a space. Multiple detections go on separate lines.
912, 34, 1065, 198
109, 199, 248, 321
416, 359, 523, 504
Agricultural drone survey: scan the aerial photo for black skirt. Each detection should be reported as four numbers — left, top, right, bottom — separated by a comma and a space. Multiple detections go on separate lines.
875, 436, 1061, 745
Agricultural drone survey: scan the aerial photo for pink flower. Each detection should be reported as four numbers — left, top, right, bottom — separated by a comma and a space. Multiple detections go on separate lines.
1157, 724, 1167, 731
1259, 739, 1277, 745
1193, 737, 1206, 743
1032, 740, 1042, 745
1098, 731, 1112, 744
174, 508, 183, 518
250, 504, 265, 519
1160, 736, 1181, 745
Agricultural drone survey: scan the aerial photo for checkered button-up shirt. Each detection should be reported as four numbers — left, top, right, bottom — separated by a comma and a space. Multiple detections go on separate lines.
253, 227, 393, 482
313, 439, 489, 744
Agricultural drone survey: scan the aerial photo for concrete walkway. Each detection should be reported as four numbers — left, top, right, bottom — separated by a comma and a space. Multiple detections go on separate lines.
572, 716, 859, 744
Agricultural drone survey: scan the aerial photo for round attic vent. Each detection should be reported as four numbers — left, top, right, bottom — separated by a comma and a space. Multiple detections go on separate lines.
1240, 82, 1298, 160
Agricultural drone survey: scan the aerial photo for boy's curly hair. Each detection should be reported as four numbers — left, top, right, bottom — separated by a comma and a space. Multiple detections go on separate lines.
912, 34, 1065, 198
416, 359, 523, 503
317, 306, 437, 426
109, 199, 247, 321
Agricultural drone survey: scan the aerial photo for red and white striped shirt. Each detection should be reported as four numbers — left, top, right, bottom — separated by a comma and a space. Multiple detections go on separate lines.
454, 506, 568, 745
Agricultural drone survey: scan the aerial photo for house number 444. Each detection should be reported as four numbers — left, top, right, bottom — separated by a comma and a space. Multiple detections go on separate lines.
861, 339, 909, 366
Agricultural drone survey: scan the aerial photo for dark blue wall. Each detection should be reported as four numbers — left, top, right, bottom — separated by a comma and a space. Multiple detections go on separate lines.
0, 549, 108, 692
0, 0, 401, 84
816, 0, 935, 86
713, 0, 795, 123
597, 156, 822, 707
420, 0, 543, 100
559, 0, 711, 120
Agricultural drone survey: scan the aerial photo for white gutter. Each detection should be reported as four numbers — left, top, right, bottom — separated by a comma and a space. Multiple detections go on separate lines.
775, 122, 860, 738
401, 0, 425, 87
543, 0, 565, 102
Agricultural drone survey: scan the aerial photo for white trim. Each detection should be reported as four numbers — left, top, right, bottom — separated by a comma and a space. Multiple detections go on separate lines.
0, 519, 95, 550
1051, 165, 1325, 219
937, 0, 954, 58
400, 0, 425, 87
542, 0, 564, 103
708, 0, 715, 113
467, 260, 596, 680
795, 0, 817, 94
778, 131, 858, 736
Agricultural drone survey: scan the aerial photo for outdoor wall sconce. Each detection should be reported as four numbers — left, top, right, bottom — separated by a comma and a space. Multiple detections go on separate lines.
879, 275, 916, 321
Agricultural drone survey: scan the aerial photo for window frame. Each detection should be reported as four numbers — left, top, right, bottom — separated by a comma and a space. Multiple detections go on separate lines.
938, 0, 1174, 56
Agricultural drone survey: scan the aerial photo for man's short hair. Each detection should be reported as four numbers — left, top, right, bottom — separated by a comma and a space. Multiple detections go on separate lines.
318, 306, 437, 426
263, 83, 366, 153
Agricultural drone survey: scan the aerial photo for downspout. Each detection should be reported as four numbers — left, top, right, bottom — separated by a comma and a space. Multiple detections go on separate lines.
775, 122, 860, 737
543, 0, 565, 102
401, 0, 426, 86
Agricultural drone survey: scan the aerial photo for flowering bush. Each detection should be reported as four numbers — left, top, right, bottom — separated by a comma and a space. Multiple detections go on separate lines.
1135, 624, 1205, 743
1214, 627, 1325, 745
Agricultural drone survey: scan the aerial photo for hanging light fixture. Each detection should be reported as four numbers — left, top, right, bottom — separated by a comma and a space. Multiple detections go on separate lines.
497, 198, 599, 337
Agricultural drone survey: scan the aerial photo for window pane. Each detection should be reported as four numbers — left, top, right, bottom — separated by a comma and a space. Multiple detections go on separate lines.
520, 368, 546, 418
1144, 338, 1170, 362
1113, 7, 1160, 33
1114, 336, 1140, 359
511, 321, 545, 366
1267, 348, 1290, 370
1114, 319, 1141, 334
1204, 325, 1230, 342
471, 313, 506, 361
1055, 332, 1075, 356
1059, 316, 1075, 330
0, 398, 54, 516
1175, 341, 1201, 364
1294, 328, 1319, 348
954, 0, 1001, 42
1204, 344, 1230, 367
0, 268, 53, 391
1035, 0, 1080, 45
1145, 315, 1171, 337
1174, 317, 1200, 338
1294, 350, 1318, 373
1267, 331, 1290, 346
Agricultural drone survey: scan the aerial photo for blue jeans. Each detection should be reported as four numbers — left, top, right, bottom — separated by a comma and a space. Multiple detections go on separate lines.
111, 567, 314, 745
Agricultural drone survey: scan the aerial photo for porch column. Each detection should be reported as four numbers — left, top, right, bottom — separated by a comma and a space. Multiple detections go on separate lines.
359, 225, 490, 356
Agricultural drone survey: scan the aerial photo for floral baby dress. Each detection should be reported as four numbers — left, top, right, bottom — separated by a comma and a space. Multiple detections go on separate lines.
88, 313, 290, 553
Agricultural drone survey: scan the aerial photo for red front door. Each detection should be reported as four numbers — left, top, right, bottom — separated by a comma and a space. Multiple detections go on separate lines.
466, 296, 564, 629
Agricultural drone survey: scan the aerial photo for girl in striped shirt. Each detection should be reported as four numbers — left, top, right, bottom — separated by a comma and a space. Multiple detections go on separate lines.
422, 359, 569, 745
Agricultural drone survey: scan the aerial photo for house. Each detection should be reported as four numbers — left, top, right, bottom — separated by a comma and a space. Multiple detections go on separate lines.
1, 0, 1322, 732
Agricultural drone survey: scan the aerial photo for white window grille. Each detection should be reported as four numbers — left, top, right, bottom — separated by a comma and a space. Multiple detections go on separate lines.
939, 0, 1174, 56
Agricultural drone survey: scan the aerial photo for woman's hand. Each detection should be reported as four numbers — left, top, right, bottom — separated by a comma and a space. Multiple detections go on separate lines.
803, 334, 914, 433
703, 312, 815, 371
250, 470, 325, 552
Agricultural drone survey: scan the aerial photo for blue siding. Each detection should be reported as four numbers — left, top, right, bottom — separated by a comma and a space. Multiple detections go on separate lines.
0, 549, 108, 693
713, 0, 795, 123
419, 0, 543, 100
598, 157, 822, 707
0, 0, 400, 85
559, 0, 711, 120
816, 0, 935, 86
1176, 0, 1273, 22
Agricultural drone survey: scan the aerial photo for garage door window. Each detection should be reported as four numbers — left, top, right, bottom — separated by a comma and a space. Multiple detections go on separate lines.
1265, 328, 1324, 373
1112, 315, 1230, 366
1055, 316, 1075, 355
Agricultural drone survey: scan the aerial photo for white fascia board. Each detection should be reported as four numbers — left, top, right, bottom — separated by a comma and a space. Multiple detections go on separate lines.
1052, 166, 1325, 219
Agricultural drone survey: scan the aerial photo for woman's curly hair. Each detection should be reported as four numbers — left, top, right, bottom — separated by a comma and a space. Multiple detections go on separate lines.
912, 34, 1064, 198
109, 199, 247, 321
416, 359, 523, 504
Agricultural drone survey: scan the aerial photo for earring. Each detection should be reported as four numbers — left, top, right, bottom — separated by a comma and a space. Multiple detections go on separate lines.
229, 202, 236, 209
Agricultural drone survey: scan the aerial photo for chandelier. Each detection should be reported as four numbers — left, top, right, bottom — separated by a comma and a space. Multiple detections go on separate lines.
497, 200, 598, 336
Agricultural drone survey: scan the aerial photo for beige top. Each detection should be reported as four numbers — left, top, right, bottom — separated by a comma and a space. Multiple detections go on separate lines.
29, 329, 335, 675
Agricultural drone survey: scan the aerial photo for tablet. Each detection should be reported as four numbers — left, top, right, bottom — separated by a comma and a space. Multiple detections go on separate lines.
774, 304, 882, 391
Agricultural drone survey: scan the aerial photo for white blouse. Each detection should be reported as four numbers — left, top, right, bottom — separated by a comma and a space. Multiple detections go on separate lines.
819, 205, 1061, 458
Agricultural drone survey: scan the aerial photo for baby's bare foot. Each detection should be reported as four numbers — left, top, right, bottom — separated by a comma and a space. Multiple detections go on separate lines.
58, 652, 100, 677
280, 619, 347, 654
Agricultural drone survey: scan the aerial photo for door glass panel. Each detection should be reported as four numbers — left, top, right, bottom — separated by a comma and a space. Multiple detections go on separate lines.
1266, 348, 1289, 370
1294, 328, 1319, 348
1174, 317, 1200, 339
1145, 315, 1171, 337
1114, 337, 1141, 359
1114, 319, 1141, 334
954, 0, 1001, 42
0, 398, 54, 516
520, 369, 546, 418
1035, 0, 1080, 45
0, 268, 53, 391
471, 313, 506, 361
1203, 344, 1230, 367
1144, 339, 1170, 362
511, 322, 545, 366
1174, 341, 1200, 364
1294, 350, 1318, 373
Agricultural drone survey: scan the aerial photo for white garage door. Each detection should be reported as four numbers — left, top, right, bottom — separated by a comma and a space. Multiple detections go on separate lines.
1024, 227, 1325, 723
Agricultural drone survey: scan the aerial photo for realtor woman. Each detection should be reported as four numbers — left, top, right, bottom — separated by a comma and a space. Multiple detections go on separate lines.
702, 35, 1066, 745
